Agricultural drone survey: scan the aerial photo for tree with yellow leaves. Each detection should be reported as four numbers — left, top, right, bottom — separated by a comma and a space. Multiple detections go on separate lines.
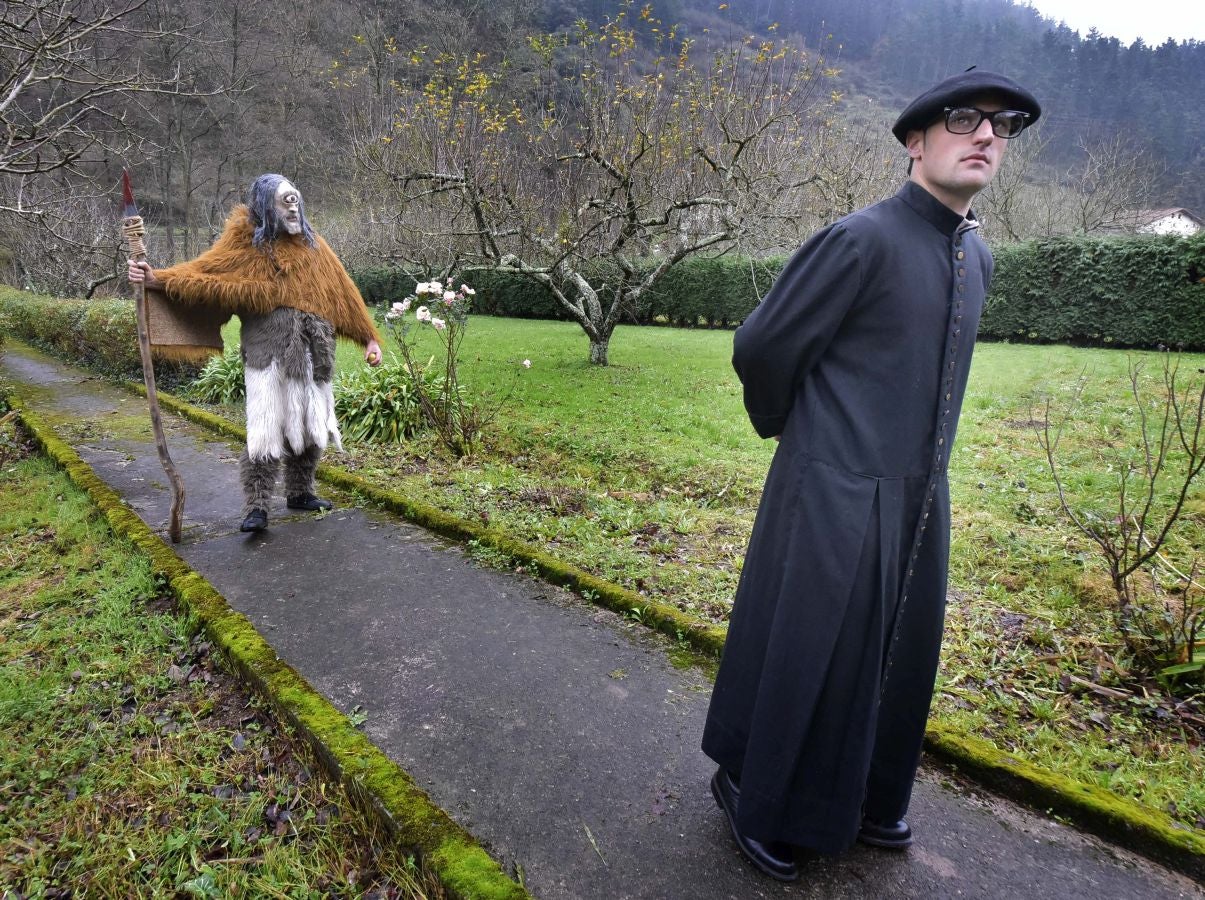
343, 1, 835, 364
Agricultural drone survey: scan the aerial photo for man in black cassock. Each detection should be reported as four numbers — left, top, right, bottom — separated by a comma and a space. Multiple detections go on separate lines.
702, 69, 1042, 881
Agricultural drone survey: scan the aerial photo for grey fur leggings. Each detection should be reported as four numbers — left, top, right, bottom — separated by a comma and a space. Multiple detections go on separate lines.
239, 444, 322, 515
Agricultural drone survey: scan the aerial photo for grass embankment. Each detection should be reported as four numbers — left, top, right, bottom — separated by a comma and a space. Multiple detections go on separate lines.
283, 316, 1205, 834
0, 417, 441, 897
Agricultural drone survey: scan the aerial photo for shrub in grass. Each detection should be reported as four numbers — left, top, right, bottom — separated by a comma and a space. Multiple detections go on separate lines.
334, 357, 428, 443
1039, 355, 1205, 692
184, 344, 431, 444
184, 346, 245, 403
383, 281, 494, 456
0, 285, 201, 385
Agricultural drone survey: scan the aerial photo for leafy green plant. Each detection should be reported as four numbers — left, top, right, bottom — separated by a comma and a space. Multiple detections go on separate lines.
184, 346, 245, 403
334, 357, 427, 443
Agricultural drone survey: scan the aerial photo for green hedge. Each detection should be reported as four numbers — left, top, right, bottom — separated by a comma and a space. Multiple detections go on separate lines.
0, 286, 200, 383
982, 234, 1205, 350
351, 256, 787, 327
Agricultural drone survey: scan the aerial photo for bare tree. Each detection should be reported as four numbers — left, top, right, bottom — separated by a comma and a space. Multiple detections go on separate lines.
976, 124, 1052, 242
344, 5, 833, 364
800, 115, 901, 233
0, 0, 235, 295
1038, 357, 1205, 687
976, 128, 1168, 243
0, 177, 125, 295
0, 0, 193, 207
1060, 133, 1166, 235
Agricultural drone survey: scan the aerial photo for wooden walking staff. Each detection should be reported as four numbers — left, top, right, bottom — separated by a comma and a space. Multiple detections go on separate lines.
122, 169, 185, 543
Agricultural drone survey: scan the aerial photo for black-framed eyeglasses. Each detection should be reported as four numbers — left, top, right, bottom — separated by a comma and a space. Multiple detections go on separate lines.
943, 106, 1031, 139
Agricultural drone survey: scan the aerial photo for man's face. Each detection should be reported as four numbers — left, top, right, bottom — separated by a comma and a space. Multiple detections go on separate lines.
275, 180, 302, 235
906, 96, 1009, 212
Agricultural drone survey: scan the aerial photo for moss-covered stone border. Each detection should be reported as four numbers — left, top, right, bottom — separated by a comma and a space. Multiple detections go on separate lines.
923, 723, 1204, 880
5, 337, 1204, 882
3, 388, 529, 900
140, 384, 1205, 883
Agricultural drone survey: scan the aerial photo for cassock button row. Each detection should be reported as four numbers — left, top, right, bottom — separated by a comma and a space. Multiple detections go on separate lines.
956, 250, 965, 260
958, 268, 966, 277
957, 284, 965, 293
945, 392, 952, 400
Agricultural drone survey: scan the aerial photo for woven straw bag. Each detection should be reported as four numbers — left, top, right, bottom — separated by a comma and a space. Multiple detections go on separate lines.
145, 287, 226, 363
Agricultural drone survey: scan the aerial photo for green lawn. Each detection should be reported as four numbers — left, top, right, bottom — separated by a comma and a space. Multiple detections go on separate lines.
220, 316, 1205, 831
0, 426, 439, 896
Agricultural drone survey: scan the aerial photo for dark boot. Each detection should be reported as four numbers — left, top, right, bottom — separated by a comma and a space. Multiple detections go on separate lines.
710, 769, 798, 881
857, 817, 913, 849
283, 445, 324, 509
286, 492, 333, 511
240, 508, 268, 532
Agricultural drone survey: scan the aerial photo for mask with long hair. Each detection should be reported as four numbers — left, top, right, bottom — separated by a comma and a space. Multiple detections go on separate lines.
246, 173, 316, 249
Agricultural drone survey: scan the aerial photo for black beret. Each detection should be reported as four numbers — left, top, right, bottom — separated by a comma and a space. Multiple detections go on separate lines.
892, 68, 1041, 144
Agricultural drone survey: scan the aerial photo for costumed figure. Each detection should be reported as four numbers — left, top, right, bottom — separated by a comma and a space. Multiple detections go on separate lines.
701, 70, 1041, 881
129, 173, 382, 532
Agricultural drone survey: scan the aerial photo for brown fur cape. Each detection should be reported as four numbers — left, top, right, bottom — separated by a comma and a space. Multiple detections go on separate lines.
156, 205, 380, 347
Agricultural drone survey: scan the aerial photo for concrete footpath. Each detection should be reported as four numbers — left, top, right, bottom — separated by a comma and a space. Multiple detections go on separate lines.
3, 344, 1202, 900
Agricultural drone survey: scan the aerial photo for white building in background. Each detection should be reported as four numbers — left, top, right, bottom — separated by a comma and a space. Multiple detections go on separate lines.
1133, 208, 1202, 236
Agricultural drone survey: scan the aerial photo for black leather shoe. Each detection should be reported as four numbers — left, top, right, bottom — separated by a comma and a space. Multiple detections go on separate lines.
286, 492, 333, 511
858, 817, 913, 849
710, 769, 799, 882
239, 508, 268, 532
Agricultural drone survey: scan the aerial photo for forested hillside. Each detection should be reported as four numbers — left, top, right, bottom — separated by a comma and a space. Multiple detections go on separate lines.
1, 0, 1200, 297
702, 0, 1203, 207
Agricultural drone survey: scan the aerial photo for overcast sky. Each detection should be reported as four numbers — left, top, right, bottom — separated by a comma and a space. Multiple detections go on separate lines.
1023, 0, 1205, 46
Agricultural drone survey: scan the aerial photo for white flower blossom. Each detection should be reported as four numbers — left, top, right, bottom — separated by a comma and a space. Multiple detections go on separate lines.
461, 285, 476, 295
522, 359, 532, 368
416, 305, 431, 322
431, 317, 447, 330
443, 290, 457, 303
